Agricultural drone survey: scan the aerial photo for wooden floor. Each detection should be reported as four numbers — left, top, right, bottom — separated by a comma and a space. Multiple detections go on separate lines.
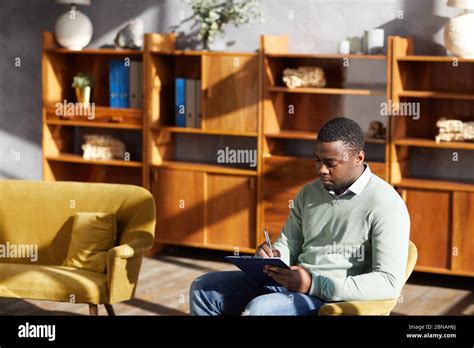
0, 247, 472, 316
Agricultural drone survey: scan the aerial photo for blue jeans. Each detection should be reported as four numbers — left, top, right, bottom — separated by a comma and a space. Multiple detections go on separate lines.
189, 271, 326, 316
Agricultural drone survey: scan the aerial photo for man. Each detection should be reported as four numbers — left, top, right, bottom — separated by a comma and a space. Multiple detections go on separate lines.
189, 117, 410, 315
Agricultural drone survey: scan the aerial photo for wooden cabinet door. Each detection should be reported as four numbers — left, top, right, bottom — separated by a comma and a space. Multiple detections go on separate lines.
152, 168, 205, 244
205, 174, 257, 249
263, 157, 316, 242
452, 192, 474, 273
201, 54, 259, 132
399, 188, 451, 269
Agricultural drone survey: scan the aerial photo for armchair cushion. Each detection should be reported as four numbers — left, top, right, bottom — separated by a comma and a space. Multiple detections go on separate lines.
0, 263, 108, 304
318, 299, 397, 316
63, 212, 117, 273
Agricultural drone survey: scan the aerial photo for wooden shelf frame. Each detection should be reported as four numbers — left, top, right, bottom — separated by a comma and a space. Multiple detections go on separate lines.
42, 31, 147, 186
46, 153, 143, 167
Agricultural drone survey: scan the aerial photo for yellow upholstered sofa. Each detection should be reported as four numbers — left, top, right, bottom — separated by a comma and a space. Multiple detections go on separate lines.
0, 180, 156, 315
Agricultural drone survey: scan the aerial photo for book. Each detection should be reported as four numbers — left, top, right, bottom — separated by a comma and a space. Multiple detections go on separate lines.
195, 79, 202, 128
119, 61, 130, 108
129, 61, 143, 108
175, 78, 186, 127
109, 60, 120, 108
185, 79, 197, 128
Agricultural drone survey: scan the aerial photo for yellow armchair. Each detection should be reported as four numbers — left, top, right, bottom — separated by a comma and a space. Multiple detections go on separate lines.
318, 241, 418, 316
0, 181, 156, 315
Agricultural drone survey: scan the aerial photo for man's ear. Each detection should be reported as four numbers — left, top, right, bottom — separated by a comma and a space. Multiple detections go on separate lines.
356, 150, 365, 166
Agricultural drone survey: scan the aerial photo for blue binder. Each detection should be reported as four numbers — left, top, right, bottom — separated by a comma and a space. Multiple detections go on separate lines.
119, 62, 130, 108
175, 78, 186, 127
109, 60, 120, 108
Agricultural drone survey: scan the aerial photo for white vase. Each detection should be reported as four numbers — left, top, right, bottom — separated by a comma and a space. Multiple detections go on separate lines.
209, 36, 227, 51
55, 5, 93, 50
444, 12, 474, 58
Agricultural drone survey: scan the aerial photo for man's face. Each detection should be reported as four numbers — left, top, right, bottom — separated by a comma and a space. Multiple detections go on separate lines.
313, 140, 364, 192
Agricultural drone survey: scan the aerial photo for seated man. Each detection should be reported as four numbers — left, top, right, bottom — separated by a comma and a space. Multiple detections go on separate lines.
189, 117, 410, 316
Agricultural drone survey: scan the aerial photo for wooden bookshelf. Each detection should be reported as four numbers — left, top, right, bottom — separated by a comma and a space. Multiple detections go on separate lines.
144, 33, 260, 252
42, 32, 146, 185
389, 36, 474, 276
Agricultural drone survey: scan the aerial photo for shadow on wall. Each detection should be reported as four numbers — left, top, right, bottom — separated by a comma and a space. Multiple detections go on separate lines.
380, 0, 447, 55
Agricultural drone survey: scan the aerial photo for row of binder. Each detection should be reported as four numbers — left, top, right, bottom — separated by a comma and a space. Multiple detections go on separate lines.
109, 60, 143, 108
175, 78, 202, 128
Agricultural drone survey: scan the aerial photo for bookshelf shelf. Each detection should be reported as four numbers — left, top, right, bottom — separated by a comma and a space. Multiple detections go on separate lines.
399, 90, 474, 101
264, 130, 386, 144
393, 137, 474, 150
394, 178, 474, 193
268, 86, 386, 96
152, 126, 258, 137
153, 161, 257, 176
46, 153, 143, 167
45, 119, 142, 130
265, 53, 387, 60
45, 48, 143, 56
45, 105, 143, 129
397, 55, 474, 63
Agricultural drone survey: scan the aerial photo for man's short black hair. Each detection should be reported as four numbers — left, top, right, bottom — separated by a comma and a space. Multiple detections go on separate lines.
316, 117, 365, 152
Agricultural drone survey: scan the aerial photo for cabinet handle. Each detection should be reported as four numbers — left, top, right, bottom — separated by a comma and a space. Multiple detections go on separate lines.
153, 170, 159, 182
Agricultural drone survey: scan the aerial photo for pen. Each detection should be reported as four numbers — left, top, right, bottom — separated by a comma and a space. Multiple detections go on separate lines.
264, 228, 273, 253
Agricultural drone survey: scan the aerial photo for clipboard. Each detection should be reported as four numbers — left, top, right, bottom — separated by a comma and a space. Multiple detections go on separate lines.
225, 256, 290, 286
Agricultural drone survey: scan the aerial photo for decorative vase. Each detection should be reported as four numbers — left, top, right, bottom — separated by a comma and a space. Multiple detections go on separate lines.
444, 12, 474, 58
55, 5, 93, 50
75, 87, 91, 105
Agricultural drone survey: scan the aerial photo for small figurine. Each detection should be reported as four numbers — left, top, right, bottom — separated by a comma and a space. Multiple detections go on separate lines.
114, 18, 144, 50
367, 121, 386, 139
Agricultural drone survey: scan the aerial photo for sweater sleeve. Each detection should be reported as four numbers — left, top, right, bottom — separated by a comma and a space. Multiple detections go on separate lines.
308, 197, 410, 301
272, 188, 305, 266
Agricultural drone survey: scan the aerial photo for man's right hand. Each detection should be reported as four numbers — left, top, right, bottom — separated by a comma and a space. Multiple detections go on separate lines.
255, 243, 281, 258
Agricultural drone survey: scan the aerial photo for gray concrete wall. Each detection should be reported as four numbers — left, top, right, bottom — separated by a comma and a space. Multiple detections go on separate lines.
0, 0, 469, 179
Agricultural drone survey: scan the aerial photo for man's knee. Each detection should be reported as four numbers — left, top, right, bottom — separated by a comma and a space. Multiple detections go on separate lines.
242, 294, 278, 316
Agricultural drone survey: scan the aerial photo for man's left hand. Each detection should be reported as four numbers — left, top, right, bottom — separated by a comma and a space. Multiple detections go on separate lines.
264, 265, 312, 294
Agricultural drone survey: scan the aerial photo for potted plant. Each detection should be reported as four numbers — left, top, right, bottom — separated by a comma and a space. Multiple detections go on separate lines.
174, 0, 263, 50
72, 72, 95, 105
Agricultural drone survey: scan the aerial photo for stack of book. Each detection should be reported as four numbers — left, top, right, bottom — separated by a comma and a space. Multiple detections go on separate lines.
109, 60, 143, 109
175, 78, 202, 128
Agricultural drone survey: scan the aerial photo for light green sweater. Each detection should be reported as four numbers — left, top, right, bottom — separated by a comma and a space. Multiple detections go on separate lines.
273, 164, 410, 302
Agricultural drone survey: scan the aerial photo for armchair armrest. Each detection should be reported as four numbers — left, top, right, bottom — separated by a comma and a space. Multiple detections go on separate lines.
318, 299, 398, 316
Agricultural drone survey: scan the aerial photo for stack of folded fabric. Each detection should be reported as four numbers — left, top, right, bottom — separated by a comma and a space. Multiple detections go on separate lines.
282, 66, 326, 89
82, 135, 127, 160
435, 118, 474, 142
